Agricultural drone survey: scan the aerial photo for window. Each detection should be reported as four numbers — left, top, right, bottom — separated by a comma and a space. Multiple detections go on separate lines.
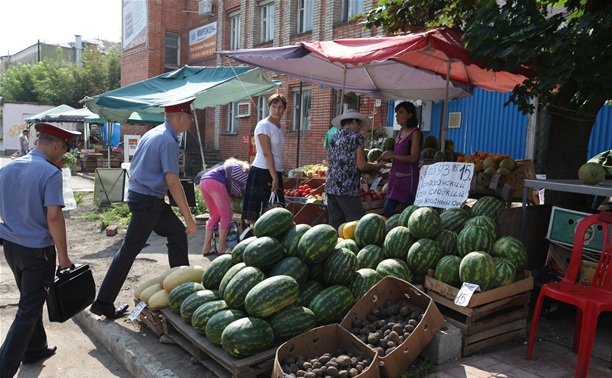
164, 34, 180, 72
260, 2, 275, 43
292, 88, 311, 131
343, 0, 364, 21
227, 102, 239, 133
257, 96, 270, 121
230, 13, 241, 50
297, 0, 313, 34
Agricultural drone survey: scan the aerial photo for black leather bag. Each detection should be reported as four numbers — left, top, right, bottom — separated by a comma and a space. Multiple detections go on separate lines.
44, 264, 96, 323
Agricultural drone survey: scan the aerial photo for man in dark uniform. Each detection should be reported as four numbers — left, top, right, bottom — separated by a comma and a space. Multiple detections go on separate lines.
90, 100, 197, 319
0, 123, 80, 377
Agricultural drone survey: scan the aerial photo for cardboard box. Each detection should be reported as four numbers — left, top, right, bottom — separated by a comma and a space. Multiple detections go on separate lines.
340, 277, 445, 378
545, 241, 599, 284
547, 206, 604, 253
272, 324, 380, 378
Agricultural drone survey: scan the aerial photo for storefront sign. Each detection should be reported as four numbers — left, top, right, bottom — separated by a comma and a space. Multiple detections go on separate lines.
415, 162, 474, 208
189, 22, 217, 60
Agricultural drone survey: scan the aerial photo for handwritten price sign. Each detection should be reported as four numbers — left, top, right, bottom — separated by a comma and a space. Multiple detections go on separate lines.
414, 162, 474, 208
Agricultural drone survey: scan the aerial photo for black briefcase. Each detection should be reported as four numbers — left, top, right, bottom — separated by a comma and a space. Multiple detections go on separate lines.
44, 264, 96, 323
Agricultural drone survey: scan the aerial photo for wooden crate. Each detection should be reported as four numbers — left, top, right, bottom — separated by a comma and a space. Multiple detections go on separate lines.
160, 308, 276, 378
424, 270, 533, 356
133, 300, 164, 336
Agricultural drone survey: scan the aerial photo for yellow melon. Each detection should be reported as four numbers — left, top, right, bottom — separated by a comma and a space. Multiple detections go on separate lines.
343, 221, 358, 240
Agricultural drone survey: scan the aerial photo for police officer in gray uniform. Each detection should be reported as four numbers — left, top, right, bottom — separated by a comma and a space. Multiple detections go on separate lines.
0, 123, 80, 377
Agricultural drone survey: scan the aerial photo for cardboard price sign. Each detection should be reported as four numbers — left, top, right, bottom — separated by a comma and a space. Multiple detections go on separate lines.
415, 162, 474, 208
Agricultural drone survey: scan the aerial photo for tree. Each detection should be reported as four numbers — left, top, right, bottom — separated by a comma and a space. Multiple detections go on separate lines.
359, 0, 612, 208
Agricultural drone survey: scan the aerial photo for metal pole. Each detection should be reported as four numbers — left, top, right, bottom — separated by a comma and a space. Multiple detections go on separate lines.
440, 61, 451, 153
296, 81, 303, 169
193, 108, 206, 172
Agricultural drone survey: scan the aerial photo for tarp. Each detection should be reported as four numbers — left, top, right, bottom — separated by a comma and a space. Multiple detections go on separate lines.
84, 112, 165, 126
82, 66, 279, 123
26, 104, 76, 123
41, 107, 96, 122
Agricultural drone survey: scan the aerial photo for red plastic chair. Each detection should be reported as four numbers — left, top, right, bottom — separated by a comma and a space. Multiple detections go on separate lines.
526, 211, 612, 378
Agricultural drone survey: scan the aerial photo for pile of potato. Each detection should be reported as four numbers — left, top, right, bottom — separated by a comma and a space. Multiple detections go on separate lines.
280, 349, 373, 378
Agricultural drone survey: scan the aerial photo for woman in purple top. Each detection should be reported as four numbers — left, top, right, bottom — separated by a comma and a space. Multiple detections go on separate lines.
379, 101, 423, 218
200, 158, 250, 255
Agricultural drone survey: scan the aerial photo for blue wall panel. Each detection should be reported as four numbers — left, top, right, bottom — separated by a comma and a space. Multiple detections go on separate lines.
589, 105, 612, 159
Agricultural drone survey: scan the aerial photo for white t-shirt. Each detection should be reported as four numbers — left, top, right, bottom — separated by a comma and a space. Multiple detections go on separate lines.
252, 118, 285, 171
18, 134, 29, 152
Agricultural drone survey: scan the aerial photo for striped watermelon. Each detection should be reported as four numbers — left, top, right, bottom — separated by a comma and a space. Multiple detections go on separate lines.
471, 196, 504, 220
202, 254, 234, 290
296, 280, 325, 307
269, 305, 316, 342
336, 238, 359, 253
308, 285, 354, 326
491, 236, 527, 273
191, 299, 229, 334
222, 266, 266, 309
324, 248, 357, 286
464, 215, 498, 239
244, 276, 299, 318
253, 207, 295, 238
376, 258, 413, 281
406, 238, 443, 275
298, 224, 338, 264
281, 224, 311, 257
268, 256, 309, 286
435, 229, 459, 256
457, 226, 495, 257
204, 309, 247, 345
440, 207, 470, 233
398, 205, 420, 228
308, 262, 326, 282
382, 226, 414, 259
231, 236, 257, 265
356, 244, 385, 270
493, 258, 516, 287
179, 289, 220, 323
407, 207, 442, 239
354, 213, 386, 248
243, 236, 284, 271
459, 251, 496, 291
220, 317, 275, 358
168, 282, 205, 313
350, 268, 382, 299
385, 213, 401, 234
381, 137, 395, 152
434, 255, 462, 288
218, 262, 247, 298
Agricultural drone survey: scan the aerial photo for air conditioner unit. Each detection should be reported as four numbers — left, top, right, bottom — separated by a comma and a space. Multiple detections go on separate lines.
198, 0, 214, 16
448, 112, 462, 128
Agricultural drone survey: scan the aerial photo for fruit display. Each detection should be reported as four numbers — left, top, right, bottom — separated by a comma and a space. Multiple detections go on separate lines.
291, 163, 328, 178
457, 151, 517, 175
578, 162, 605, 185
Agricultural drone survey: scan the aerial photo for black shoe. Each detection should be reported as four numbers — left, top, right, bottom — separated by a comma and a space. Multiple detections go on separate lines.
22, 345, 57, 364
89, 301, 129, 319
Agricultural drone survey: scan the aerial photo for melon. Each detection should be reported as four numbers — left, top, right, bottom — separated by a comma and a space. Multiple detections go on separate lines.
578, 162, 605, 185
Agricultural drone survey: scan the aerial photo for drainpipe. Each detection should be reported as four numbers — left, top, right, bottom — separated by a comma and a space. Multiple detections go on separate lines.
75, 35, 83, 68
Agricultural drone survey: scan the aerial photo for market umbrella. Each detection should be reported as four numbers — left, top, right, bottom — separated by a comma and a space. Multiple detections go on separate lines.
41, 107, 96, 122
26, 104, 76, 124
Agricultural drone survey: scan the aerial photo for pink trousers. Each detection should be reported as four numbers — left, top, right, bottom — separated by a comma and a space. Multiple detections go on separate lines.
199, 178, 233, 230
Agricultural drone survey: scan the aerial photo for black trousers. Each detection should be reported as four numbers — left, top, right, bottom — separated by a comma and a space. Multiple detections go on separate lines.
0, 240, 55, 378
96, 190, 189, 305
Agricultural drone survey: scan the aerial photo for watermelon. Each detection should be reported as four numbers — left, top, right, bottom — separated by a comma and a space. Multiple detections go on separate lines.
464, 215, 498, 239
243, 236, 284, 271
381, 137, 395, 152
220, 317, 275, 358
168, 282, 205, 313
440, 207, 470, 233
423, 135, 440, 149
218, 262, 247, 298
223, 266, 266, 309
493, 258, 516, 287
270, 305, 316, 342
179, 289, 220, 323
367, 148, 383, 162
231, 236, 257, 264
398, 205, 420, 228
457, 226, 495, 257
324, 248, 357, 286
191, 299, 229, 334
308, 262, 326, 282
421, 147, 437, 159
382, 226, 414, 259
336, 238, 360, 253
281, 224, 311, 257
459, 251, 496, 291
201, 254, 233, 290
204, 309, 247, 345
354, 213, 386, 247
244, 276, 300, 318
435, 229, 459, 256
406, 238, 443, 275
296, 280, 325, 307
385, 213, 401, 234
298, 224, 338, 264
490, 236, 528, 273
407, 207, 442, 239
434, 255, 462, 288
308, 285, 354, 326
356, 244, 385, 270
376, 258, 413, 281
268, 256, 309, 286
253, 207, 295, 239
471, 196, 504, 220
350, 268, 382, 299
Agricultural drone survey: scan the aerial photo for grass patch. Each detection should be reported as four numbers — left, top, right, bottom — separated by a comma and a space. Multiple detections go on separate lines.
401, 359, 437, 378
85, 203, 132, 229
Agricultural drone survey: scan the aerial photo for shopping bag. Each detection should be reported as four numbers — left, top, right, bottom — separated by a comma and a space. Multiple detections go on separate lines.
44, 263, 96, 323
210, 220, 240, 253
260, 192, 285, 215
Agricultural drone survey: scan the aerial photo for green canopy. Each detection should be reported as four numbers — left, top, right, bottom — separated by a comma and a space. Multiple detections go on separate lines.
82, 65, 279, 123
84, 112, 165, 125
26, 104, 76, 124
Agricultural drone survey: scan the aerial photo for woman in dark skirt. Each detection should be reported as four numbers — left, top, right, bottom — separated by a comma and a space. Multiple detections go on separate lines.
242, 93, 287, 223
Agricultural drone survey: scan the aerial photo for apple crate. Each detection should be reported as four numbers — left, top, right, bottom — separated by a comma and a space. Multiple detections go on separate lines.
133, 299, 164, 336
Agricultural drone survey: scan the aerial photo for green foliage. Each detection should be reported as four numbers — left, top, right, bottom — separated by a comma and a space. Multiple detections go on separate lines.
192, 188, 208, 215
74, 192, 84, 205
61, 150, 79, 171
401, 358, 437, 378
85, 203, 131, 229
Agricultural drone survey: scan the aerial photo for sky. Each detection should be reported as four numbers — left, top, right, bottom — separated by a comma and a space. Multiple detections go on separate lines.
0, 0, 122, 55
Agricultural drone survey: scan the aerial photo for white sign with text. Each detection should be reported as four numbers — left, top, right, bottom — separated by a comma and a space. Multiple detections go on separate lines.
414, 162, 474, 208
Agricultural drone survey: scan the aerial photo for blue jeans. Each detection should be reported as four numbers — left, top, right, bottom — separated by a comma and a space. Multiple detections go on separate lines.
383, 194, 415, 219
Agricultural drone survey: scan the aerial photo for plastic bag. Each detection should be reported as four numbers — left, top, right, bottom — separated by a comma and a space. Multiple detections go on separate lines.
260, 192, 284, 215
210, 220, 239, 253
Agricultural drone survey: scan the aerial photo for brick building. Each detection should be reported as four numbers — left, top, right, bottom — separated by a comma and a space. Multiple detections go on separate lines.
120, 0, 389, 176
